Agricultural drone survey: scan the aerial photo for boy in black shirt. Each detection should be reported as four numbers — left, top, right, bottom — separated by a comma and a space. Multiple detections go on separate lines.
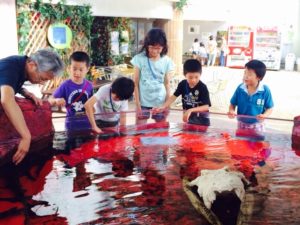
154, 59, 211, 125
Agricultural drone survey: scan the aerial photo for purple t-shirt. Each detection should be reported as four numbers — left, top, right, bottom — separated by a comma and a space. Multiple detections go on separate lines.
53, 79, 93, 131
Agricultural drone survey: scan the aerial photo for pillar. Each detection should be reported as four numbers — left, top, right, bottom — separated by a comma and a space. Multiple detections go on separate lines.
154, 8, 184, 76
295, 0, 300, 58
0, 0, 18, 58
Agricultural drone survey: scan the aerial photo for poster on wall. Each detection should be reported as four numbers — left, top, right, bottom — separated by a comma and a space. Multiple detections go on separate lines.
47, 23, 72, 49
110, 31, 119, 55
188, 25, 200, 34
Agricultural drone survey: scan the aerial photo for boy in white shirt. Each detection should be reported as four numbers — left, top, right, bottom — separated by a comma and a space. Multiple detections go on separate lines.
84, 77, 134, 133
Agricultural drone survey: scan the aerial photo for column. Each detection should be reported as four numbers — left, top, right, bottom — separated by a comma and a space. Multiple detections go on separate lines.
295, 0, 300, 58
155, 8, 184, 76
0, 0, 18, 58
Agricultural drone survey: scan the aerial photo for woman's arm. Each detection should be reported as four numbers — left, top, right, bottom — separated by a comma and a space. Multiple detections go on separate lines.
164, 71, 174, 101
133, 67, 141, 109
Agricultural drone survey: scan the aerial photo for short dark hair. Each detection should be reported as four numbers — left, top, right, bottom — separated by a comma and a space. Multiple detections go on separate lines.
140, 28, 168, 57
245, 60, 266, 80
69, 51, 90, 67
183, 59, 202, 75
111, 77, 134, 100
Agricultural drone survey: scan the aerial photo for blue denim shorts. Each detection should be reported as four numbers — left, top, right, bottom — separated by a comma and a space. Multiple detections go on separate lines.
137, 106, 167, 122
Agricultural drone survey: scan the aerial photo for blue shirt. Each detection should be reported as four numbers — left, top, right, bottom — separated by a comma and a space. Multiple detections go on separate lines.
131, 52, 174, 107
230, 83, 274, 123
0, 56, 27, 94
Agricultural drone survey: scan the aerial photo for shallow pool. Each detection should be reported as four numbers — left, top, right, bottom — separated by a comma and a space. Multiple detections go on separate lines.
0, 111, 299, 225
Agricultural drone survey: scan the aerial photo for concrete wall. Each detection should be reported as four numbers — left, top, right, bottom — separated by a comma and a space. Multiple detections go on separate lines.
295, 0, 300, 58
183, 20, 227, 53
183, 0, 300, 59
44, 0, 174, 19
0, 0, 18, 58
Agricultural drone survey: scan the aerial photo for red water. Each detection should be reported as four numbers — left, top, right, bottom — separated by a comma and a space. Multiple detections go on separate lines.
0, 123, 300, 225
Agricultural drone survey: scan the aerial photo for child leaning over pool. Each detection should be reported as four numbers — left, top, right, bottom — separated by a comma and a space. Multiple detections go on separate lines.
153, 59, 211, 126
227, 59, 274, 135
84, 77, 134, 134
48, 51, 93, 131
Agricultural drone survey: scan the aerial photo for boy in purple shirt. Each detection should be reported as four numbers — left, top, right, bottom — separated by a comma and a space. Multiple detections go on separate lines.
49, 51, 93, 131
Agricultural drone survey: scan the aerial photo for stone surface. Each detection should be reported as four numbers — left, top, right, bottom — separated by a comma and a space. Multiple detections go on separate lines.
0, 98, 54, 165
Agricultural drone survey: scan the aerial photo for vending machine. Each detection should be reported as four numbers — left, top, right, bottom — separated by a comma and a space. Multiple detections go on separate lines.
254, 26, 281, 70
227, 26, 254, 68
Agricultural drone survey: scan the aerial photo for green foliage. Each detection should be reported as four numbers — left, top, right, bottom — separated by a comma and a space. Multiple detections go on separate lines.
175, 0, 188, 11
91, 17, 110, 67
108, 18, 131, 66
91, 17, 131, 66
17, 1, 31, 53
16, 0, 93, 55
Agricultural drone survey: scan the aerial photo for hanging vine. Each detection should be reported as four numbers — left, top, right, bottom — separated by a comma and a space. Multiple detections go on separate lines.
16, 0, 93, 55
91, 17, 131, 66
175, 0, 188, 11
108, 17, 131, 66
16, 0, 32, 54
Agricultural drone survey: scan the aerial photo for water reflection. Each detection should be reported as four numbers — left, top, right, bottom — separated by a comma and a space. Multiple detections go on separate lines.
0, 116, 300, 224
0, 148, 65, 224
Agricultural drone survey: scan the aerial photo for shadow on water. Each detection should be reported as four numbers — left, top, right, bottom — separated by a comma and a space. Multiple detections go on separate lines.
1, 113, 300, 224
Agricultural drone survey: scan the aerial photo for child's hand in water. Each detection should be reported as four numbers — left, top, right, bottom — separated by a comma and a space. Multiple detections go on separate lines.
227, 110, 236, 119
183, 109, 192, 122
92, 125, 103, 134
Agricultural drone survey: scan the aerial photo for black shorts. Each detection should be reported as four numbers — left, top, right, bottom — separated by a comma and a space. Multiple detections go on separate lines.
96, 119, 119, 128
188, 113, 210, 126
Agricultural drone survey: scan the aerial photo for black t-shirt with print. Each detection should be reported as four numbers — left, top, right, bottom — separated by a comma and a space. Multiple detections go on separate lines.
173, 79, 211, 126
174, 79, 211, 110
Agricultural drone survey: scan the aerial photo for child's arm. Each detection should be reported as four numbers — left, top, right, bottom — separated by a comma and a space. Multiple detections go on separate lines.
48, 96, 66, 107
183, 105, 210, 122
257, 108, 273, 120
153, 95, 177, 114
84, 96, 102, 134
228, 104, 236, 118
164, 71, 173, 101
120, 112, 126, 126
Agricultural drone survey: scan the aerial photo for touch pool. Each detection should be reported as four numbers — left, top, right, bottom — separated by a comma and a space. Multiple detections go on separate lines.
0, 111, 299, 225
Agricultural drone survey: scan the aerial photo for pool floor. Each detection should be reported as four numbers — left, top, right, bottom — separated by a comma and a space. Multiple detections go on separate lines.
0, 123, 300, 225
